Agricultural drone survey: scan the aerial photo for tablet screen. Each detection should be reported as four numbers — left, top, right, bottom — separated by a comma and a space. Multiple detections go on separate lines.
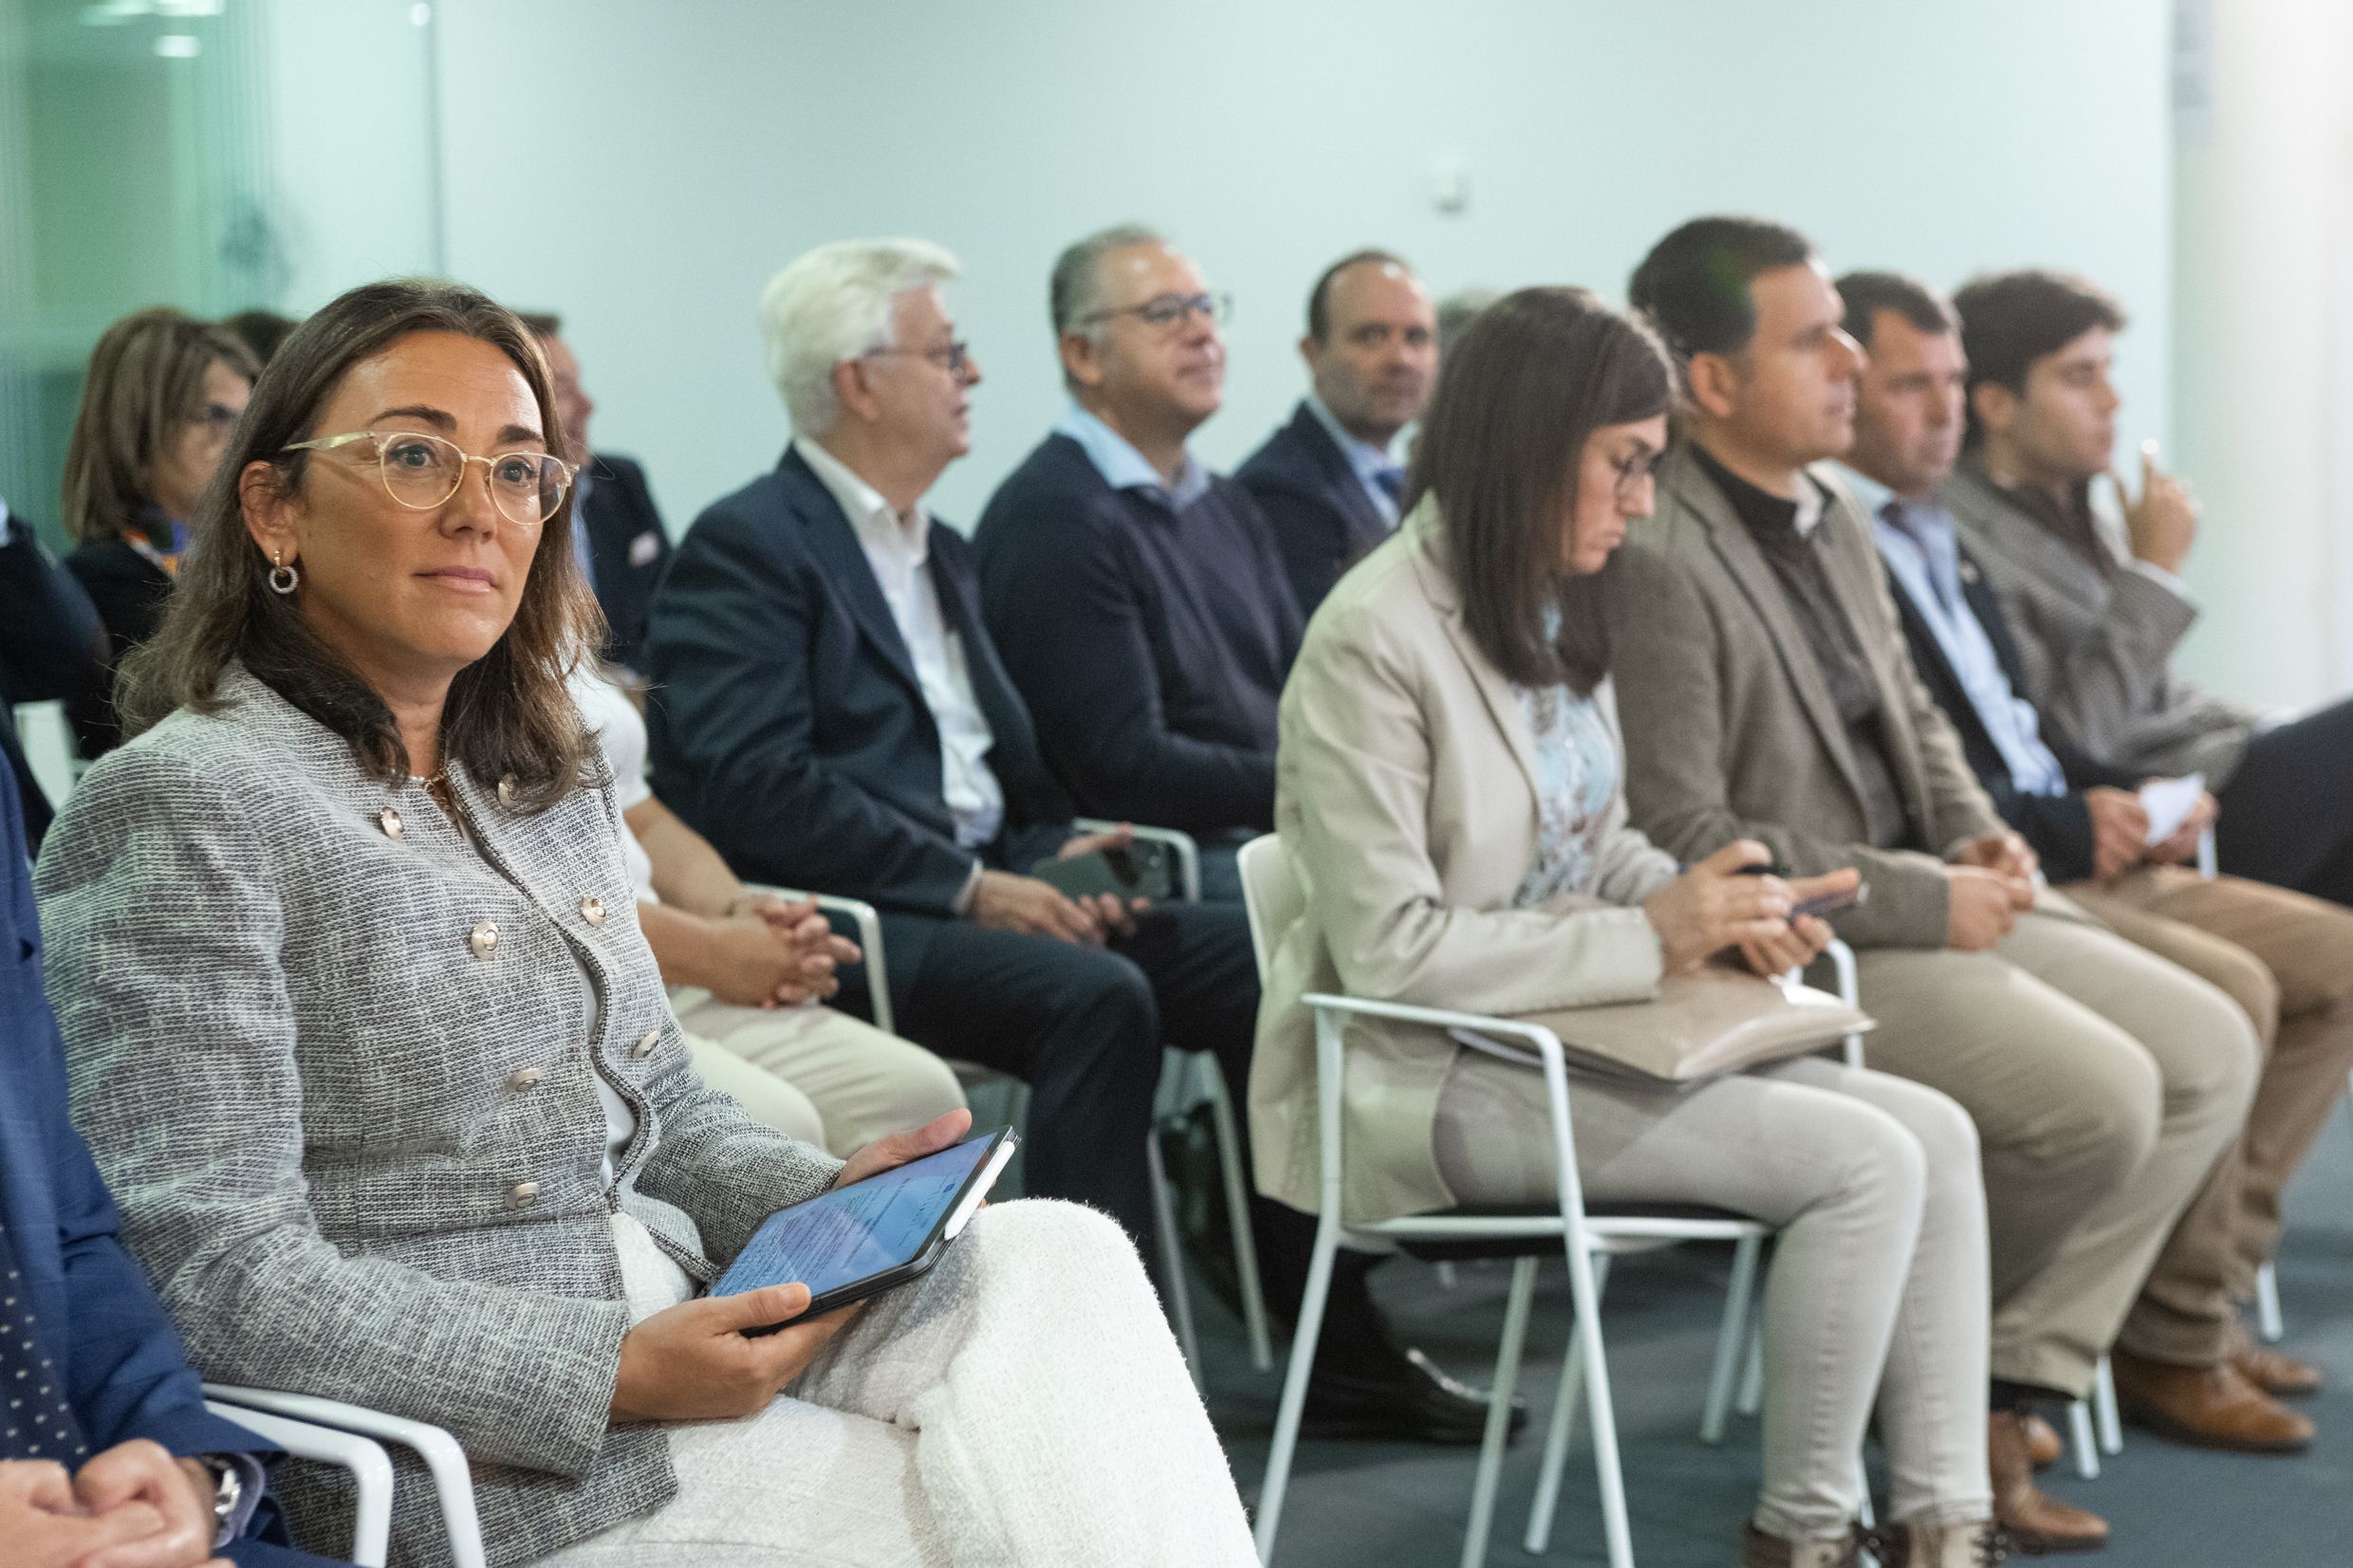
712, 1131, 1005, 1302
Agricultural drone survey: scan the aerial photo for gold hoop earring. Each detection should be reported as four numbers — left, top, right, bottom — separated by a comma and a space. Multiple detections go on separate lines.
268, 549, 300, 596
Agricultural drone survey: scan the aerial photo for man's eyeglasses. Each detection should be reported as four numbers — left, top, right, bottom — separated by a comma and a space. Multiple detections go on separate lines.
863, 340, 976, 378
278, 430, 576, 528
1082, 291, 1232, 333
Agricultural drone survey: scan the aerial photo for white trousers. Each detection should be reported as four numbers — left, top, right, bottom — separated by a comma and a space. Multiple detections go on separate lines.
530, 1203, 1256, 1568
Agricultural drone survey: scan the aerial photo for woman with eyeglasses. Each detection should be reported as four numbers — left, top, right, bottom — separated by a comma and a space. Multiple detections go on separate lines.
36, 280, 1254, 1567
60, 307, 259, 759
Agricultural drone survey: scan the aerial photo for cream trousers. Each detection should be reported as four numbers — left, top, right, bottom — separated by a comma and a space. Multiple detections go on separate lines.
675, 987, 966, 1157
529, 1205, 1255, 1568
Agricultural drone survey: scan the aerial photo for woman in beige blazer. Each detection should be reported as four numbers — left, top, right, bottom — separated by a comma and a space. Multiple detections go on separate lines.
1255, 288, 1996, 1568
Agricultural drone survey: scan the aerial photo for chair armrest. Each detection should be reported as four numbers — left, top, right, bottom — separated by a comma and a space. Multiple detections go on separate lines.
203, 1400, 394, 1568
1075, 818, 1201, 902
1301, 990, 1568, 1055
2197, 826, 2218, 880
202, 1386, 484, 1568
744, 884, 894, 1034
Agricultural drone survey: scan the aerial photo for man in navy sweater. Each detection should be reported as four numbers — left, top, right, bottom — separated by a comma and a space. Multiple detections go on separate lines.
0, 761, 342, 1567
973, 226, 1301, 903
1236, 249, 1436, 616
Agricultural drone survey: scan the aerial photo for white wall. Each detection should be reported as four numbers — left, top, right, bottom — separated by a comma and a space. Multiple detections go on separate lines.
424, 0, 2176, 533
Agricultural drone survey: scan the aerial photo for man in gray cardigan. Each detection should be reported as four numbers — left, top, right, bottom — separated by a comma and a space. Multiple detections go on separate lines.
1604, 217, 2261, 1553
1944, 268, 2353, 909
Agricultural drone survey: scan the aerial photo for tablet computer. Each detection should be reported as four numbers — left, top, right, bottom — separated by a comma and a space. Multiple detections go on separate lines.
708, 1126, 1017, 1328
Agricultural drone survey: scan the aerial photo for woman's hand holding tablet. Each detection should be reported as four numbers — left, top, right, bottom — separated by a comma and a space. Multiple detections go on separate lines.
608, 1276, 865, 1423
708, 1114, 1018, 1329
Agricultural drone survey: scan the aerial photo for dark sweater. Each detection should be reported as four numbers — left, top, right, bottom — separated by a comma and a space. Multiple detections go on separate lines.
972, 433, 1302, 834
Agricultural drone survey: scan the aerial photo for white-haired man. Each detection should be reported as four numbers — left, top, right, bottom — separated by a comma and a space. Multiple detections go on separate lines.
643, 239, 1502, 1447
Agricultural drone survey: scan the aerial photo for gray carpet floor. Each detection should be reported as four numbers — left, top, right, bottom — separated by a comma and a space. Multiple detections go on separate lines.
1191, 1097, 2353, 1565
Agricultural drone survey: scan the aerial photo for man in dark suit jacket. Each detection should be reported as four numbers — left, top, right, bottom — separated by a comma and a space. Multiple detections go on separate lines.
1236, 249, 1436, 616
522, 315, 675, 672
1843, 267, 2353, 1455
0, 757, 341, 1568
649, 238, 1499, 1445
974, 228, 1305, 900
0, 499, 105, 850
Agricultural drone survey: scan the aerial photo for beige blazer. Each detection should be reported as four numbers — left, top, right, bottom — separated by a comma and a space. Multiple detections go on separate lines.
1251, 502, 1678, 1224
1602, 446, 2007, 950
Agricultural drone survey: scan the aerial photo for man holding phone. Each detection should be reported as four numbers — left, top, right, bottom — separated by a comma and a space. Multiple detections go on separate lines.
647, 238, 1500, 1446
1943, 268, 2353, 912
1606, 218, 2260, 1552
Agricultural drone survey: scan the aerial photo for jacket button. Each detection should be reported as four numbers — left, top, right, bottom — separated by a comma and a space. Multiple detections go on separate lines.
507, 1066, 543, 1092
497, 774, 520, 807
632, 1029, 660, 1059
379, 807, 403, 839
579, 895, 606, 927
506, 1181, 540, 1208
470, 920, 499, 960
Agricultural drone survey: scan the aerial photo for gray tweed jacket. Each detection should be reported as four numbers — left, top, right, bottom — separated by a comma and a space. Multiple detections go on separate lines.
35, 668, 843, 1567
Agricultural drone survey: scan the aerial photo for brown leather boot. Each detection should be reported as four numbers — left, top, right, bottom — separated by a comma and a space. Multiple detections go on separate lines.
1876, 1519, 2011, 1566
1740, 1521, 1867, 1567
2227, 1320, 2324, 1398
2109, 1348, 2315, 1451
1989, 1410, 2108, 1554
2022, 1411, 2063, 1469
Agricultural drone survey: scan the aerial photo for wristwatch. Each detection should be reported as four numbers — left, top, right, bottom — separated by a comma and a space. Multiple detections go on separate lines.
198, 1455, 244, 1548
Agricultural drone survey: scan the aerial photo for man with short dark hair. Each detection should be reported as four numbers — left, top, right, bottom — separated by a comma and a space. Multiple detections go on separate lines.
1604, 215, 2261, 1553
1944, 269, 2353, 909
520, 312, 675, 674
973, 227, 1303, 896
1235, 249, 1437, 614
1843, 267, 2353, 1457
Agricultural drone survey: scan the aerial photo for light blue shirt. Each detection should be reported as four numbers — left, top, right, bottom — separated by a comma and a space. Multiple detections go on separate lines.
1845, 467, 2068, 798
1052, 401, 1211, 510
1303, 394, 1405, 529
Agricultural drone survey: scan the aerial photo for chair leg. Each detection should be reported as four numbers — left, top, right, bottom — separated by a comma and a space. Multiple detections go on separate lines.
1566, 1240, 1638, 1568
2093, 1355, 2122, 1456
1198, 1053, 1275, 1371
1435, 1261, 1460, 1290
2255, 1259, 2285, 1343
1461, 1255, 1540, 1568
1524, 1254, 1612, 1554
1145, 1132, 1204, 1388
1254, 1217, 1343, 1564
2067, 1399, 2102, 1481
1736, 1317, 1767, 1418
1702, 1233, 1764, 1445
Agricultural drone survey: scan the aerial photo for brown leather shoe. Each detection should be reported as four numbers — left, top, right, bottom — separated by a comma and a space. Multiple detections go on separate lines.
2022, 1411, 2063, 1469
1875, 1519, 2011, 1566
2227, 1320, 2324, 1398
1741, 1521, 1867, 1567
1989, 1410, 2108, 1554
2109, 1349, 2315, 1452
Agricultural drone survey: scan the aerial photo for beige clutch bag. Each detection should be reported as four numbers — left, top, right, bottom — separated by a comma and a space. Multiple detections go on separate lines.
1449, 966, 1874, 1085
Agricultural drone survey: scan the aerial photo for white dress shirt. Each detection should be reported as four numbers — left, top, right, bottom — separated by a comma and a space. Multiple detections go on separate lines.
793, 436, 1006, 856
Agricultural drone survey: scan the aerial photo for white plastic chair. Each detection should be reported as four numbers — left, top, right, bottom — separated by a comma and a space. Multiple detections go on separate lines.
1240, 833, 1809, 1568
203, 1398, 397, 1567
204, 1385, 484, 1568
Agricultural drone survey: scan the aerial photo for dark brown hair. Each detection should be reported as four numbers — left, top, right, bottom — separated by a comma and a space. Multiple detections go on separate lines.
1835, 270, 1959, 349
1628, 215, 1815, 366
1406, 286, 1673, 692
1952, 268, 2126, 447
61, 307, 259, 544
118, 279, 603, 808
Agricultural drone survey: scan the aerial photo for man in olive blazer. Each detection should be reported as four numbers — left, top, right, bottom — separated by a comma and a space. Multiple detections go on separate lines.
1608, 216, 2256, 1550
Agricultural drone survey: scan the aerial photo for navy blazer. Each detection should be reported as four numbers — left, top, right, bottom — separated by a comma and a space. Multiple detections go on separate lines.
1884, 544, 2140, 884
0, 512, 105, 849
1234, 400, 1395, 616
973, 434, 1302, 835
0, 765, 331, 1566
643, 450, 1072, 970
578, 452, 675, 674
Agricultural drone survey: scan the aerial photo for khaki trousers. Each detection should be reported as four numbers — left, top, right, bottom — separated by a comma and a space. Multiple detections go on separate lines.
1843, 910, 2258, 1398
2064, 867, 2353, 1364
672, 987, 967, 1157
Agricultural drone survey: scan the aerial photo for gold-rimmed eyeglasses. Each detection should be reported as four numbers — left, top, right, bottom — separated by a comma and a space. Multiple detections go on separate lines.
278, 430, 576, 528
863, 340, 976, 379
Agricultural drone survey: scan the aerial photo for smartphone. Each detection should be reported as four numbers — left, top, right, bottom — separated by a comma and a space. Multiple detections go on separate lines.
1791, 882, 1868, 920
1030, 839, 1176, 902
